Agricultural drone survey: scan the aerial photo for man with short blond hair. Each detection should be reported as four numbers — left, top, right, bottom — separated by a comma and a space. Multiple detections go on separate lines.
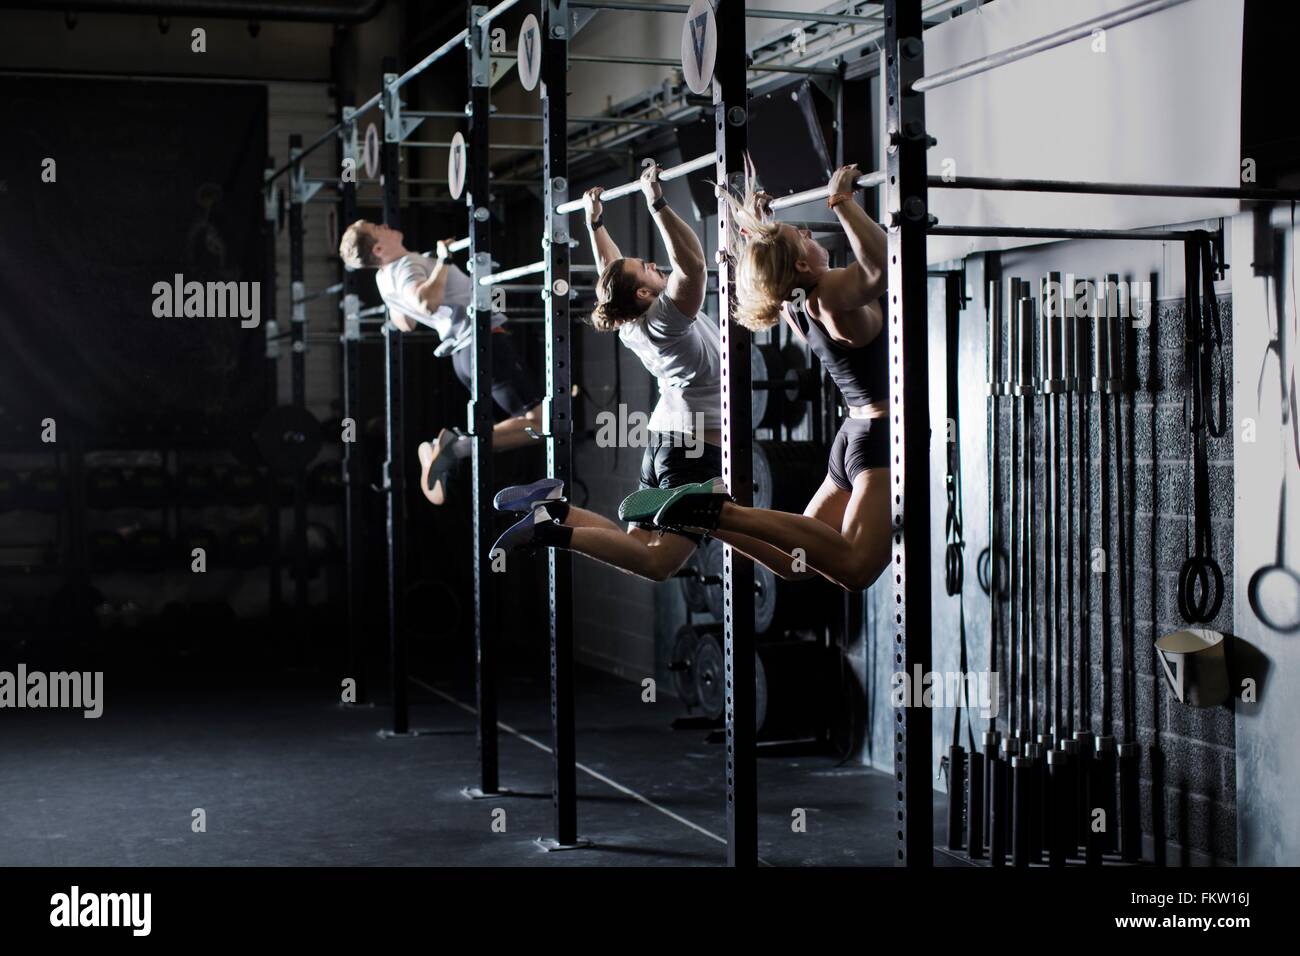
338, 219, 543, 505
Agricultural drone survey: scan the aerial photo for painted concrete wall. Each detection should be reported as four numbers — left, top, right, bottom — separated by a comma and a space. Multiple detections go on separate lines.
1232, 212, 1300, 866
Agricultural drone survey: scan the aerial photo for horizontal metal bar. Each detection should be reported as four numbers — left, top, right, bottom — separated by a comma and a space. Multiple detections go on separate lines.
405, 109, 677, 127
392, 28, 470, 92
931, 174, 1300, 202
747, 7, 879, 26
929, 225, 1203, 242
571, 0, 879, 25
293, 282, 344, 304
447, 238, 471, 253
768, 169, 886, 210
569, 52, 835, 75
555, 152, 715, 214
912, 0, 1191, 93
478, 0, 522, 28
479, 261, 547, 285
380, 177, 541, 186
775, 219, 846, 233
402, 140, 628, 155
267, 27, 469, 184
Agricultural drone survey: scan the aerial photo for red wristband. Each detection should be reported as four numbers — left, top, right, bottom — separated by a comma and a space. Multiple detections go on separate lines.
827, 191, 854, 210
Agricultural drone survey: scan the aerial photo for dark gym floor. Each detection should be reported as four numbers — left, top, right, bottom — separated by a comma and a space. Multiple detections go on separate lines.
0, 667, 946, 867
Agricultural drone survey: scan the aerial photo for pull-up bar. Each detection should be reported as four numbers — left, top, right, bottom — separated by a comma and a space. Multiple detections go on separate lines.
477, 0, 523, 28
912, 0, 1191, 93
770, 169, 886, 210
554, 153, 716, 215
570, 0, 880, 26
406, 109, 678, 128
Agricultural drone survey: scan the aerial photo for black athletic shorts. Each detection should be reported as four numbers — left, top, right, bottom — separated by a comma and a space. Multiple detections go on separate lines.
828, 415, 889, 491
636, 434, 723, 541
450, 329, 543, 418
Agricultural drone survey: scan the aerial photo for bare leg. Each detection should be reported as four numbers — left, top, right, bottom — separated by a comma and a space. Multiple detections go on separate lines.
722, 532, 819, 582
714, 469, 890, 590
568, 524, 697, 581
491, 405, 544, 453
564, 504, 810, 582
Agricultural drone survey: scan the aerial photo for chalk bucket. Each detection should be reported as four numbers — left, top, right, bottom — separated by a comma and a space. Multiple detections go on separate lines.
1155, 628, 1228, 707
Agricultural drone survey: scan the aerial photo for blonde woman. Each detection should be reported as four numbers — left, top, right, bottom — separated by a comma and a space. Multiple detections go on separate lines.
637, 162, 893, 591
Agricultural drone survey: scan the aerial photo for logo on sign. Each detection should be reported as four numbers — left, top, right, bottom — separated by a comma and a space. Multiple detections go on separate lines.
448, 131, 467, 200
518, 14, 542, 92
680, 0, 716, 95
690, 13, 709, 70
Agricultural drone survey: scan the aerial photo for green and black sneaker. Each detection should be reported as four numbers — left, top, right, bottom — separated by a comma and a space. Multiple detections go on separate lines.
618, 477, 726, 523
652, 480, 732, 533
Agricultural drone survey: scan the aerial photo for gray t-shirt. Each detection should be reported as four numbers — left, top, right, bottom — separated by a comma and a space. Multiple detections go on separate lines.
618, 292, 722, 435
375, 255, 502, 348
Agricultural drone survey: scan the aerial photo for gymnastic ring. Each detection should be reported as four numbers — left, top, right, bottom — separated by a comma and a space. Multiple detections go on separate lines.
976, 545, 1009, 601
1177, 555, 1223, 625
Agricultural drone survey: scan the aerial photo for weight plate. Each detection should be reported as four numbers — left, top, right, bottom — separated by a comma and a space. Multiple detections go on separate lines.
693, 629, 725, 720
755, 649, 768, 735
254, 405, 323, 475
751, 442, 773, 510
701, 537, 725, 619
670, 624, 703, 707
679, 548, 710, 613
754, 562, 777, 635
751, 342, 768, 430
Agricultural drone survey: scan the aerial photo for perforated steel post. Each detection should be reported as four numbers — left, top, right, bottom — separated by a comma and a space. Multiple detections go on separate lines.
540, 0, 579, 849
467, 4, 500, 796
380, 56, 409, 735
339, 101, 366, 703
884, 0, 934, 866
713, 0, 756, 867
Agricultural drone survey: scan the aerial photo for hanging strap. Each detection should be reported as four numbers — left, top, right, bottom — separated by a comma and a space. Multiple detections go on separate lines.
943, 272, 976, 753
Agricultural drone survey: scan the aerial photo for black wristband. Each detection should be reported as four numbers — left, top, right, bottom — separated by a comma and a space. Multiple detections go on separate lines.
589, 216, 604, 230
650, 194, 668, 213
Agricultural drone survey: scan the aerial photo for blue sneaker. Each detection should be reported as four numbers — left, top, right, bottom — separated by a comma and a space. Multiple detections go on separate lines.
492, 507, 564, 555
493, 477, 566, 513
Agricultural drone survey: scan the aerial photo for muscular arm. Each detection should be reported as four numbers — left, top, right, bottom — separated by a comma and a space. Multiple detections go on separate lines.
654, 203, 707, 317
391, 244, 456, 333
814, 165, 887, 317
588, 220, 622, 271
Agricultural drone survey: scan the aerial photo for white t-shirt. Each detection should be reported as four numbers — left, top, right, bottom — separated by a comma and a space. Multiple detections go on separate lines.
375, 255, 501, 347
618, 292, 722, 435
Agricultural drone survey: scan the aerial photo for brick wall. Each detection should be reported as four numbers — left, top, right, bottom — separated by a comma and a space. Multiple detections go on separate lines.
993, 290, 1236, 864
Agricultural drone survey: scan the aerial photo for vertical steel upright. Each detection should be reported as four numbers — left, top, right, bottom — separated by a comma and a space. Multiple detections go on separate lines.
467, 5, 500, 795
288, 135, 310, 632
713, 0, 756, 867
540, 0, 579, 848
883, 0, 934, 866
339, 102, 366, 703
380, 56, 410, 735
262, 159, 283, 615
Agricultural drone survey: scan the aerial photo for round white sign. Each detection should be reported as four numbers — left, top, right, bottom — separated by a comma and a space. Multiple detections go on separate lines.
518, 14, 542, 93
362, 122, 380, 180
681, 0, 717, 95
448, 131, 467, 200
